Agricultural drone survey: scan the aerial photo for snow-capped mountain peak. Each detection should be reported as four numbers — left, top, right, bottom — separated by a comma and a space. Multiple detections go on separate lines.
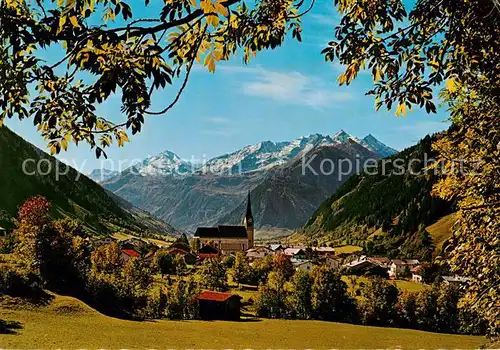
332, 129, 363, 144
200, 133, 340, 174
360, 134, 398, 157
134, 150, 193, 176
89, 130, 398, 178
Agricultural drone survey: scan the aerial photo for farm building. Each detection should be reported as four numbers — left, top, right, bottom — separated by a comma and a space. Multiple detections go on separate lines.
293, 260, 313, 272
198, 291, 242, 320
284, 248, 307, 260
246, 245, 274, 261
121, 249, 140, 262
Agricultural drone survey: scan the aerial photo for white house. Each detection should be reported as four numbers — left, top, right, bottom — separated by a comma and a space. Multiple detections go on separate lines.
389, 259, 421, 279
246, 246, 274, 261
284, 248, 307, 260
441, 276, 470, 286
93, 237, 115, 246
411, 265, 424, 283
313, 247, 336, 256
322, 256, 341, 270
268, 244, 285, 254
293, 260, 313, 272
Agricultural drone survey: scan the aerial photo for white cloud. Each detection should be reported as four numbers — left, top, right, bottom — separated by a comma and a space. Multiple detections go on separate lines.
201, 116, 240, 137
241, 68, 353, 109
204, 117, 232, 125
396, 121, 450, 136
200, 129, 239, 137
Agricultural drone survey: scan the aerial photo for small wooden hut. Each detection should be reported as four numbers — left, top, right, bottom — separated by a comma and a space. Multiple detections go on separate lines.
198, 291, 242, 320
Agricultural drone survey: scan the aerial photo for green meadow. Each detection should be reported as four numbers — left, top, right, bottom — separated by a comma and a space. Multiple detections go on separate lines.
1, 294, 486, 349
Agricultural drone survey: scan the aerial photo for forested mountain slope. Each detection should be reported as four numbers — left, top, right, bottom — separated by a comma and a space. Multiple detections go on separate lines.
301, 135, 453, 260
0, 126, 176, 236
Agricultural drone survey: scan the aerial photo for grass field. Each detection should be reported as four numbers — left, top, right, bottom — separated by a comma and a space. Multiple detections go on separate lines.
334, 245, 363, 254
1, 295, 486, 349
426, 213, 455, 256
341, 276, 426, 294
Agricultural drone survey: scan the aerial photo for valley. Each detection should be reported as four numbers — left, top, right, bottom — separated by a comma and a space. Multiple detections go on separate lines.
99, 130, 395, 232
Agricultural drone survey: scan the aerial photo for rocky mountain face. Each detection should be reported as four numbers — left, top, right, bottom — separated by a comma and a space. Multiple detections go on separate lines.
101, 131, 397, 232
220, 141, 379, 229
103, 169, 268, 230
200, 133, 336, 174
0, 126, 177, 236
360, 134, 398, 157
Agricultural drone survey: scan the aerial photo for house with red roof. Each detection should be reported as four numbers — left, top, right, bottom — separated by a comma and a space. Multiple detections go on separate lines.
197, 291, 242, 320
121, 249, 140, 262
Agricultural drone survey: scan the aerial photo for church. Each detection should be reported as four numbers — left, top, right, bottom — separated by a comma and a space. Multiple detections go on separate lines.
194, 193, 254, 254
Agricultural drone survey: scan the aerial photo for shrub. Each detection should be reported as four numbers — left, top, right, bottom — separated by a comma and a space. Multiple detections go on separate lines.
357, 277, 399, 326
311, 266, 356, 322
196, 258, 228, 291
0, 266, 43, 298
255, 271, 288, 318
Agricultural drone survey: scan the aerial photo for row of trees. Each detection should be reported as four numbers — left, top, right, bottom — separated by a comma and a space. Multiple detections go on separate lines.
2, 196, 199, 319
254, 266, 486, 335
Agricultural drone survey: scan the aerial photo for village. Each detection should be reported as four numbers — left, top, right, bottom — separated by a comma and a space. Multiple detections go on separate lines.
85, 194, 465, 321
102, 234, 464, 287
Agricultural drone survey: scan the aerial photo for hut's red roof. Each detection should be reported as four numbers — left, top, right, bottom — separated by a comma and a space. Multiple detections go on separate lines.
198, 291, 240, 302
122, 249, 140, 258
198, 253, 219, 259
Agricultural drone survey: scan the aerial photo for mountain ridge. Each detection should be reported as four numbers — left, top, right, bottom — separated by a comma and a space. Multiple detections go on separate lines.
102, 130, 393, 231
93, 130, 397, 180
0, 126, 177, 236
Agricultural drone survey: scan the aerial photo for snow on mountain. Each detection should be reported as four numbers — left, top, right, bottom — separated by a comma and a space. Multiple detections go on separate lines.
133, 150, 193, 176
88, 168, 120, 183
199, 133, 336, 174
332, 129, 363, 144
91, 130, 397, 178
360, 134, 398, 157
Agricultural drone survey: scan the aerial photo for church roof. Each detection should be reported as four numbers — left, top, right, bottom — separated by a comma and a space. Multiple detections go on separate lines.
194, 225, 248, 239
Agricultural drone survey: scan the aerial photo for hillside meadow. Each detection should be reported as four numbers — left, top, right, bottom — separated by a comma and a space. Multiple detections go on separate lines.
0, 294, 487, 349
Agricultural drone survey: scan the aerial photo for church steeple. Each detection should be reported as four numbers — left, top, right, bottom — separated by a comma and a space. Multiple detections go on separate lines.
244, 191, 254, 249
245, 191, 253, 221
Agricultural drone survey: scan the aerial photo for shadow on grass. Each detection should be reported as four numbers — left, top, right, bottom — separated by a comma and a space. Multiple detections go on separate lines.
0, 320, 23, 335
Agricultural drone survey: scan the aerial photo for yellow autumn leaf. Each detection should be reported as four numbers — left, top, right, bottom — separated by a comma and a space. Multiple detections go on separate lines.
189, 0, 197, 7
200, 0, 213, 13
214, 1, 228, 16
204, 53, 216, 72
57, 16, 67, 34
396, 103, 406, 117
61, 138, 68, 151
337, 72, 347, 86
168, 32, 180, 42
69, 15, 80, 28
446, 78, 457, 93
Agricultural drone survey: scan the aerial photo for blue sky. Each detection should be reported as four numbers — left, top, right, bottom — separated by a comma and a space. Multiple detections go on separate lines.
6, 0, 450, 173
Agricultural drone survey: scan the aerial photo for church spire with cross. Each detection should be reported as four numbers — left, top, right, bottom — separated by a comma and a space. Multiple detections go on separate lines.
244, 191, 254, 248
